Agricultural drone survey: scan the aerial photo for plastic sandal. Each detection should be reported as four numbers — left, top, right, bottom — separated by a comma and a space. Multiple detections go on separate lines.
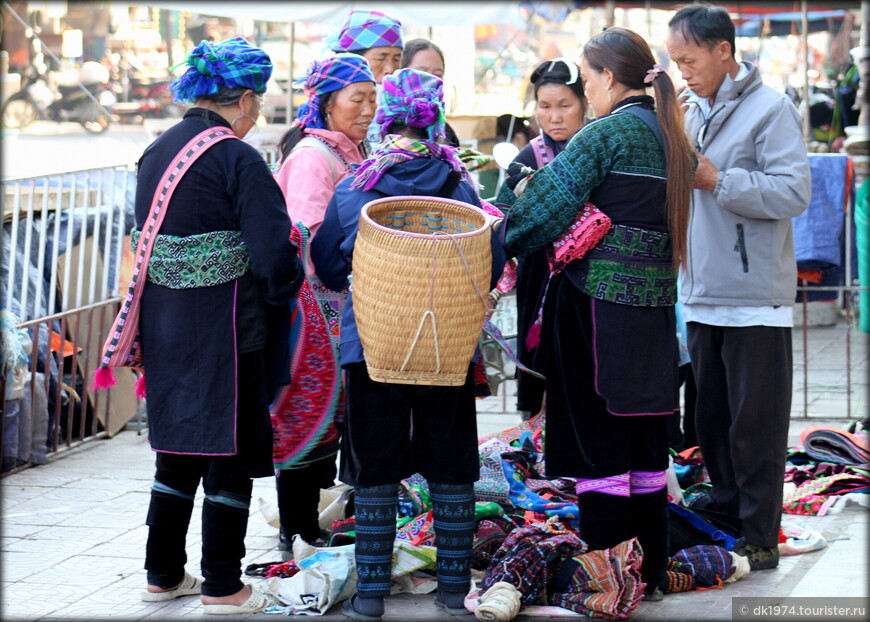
141, 572, 202, 602
202, 585, 277, 615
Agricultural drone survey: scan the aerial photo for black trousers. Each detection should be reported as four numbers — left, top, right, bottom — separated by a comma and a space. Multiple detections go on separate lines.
687, 322, 792, 547
541, 276, 672, 588
339, 362, 479, 488
144, 350, 273, 596
276, 455, 337, 547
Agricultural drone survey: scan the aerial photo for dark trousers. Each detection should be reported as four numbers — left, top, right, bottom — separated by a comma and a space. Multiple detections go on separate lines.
145, 452, 253, 597
276, 455, 337, 547
668, 363, 698, 451
144, 350, 272, 597
687, 322, 793, 547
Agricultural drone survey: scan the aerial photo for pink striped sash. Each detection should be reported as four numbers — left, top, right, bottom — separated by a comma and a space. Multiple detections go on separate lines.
92, 127, 237, 391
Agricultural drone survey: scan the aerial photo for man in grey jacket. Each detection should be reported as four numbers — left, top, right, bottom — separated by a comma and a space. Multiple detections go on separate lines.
666, 5, 811, 571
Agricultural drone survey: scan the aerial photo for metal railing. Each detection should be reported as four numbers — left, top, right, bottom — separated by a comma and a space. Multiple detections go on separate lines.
2, 165, 136, 476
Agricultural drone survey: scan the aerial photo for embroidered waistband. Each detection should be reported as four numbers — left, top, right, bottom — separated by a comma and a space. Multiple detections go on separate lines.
131, 229, 250, 289
575, 223, 676, 307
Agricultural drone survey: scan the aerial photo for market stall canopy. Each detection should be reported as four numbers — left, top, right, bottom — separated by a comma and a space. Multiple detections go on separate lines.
141, 1, 572, 28
735, 10, 848, 37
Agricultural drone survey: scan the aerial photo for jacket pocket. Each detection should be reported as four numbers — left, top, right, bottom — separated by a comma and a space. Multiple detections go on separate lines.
734, 223, 749, 273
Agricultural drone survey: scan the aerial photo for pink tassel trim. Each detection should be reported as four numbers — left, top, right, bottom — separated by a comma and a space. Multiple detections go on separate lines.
525, 322, 541, 351
91, 366, 117, 391
135, 374, 147, 399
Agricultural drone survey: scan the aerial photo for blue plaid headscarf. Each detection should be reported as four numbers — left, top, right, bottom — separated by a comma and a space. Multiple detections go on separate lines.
375, 68, 445, 141
170, 37, 272, 104
327, 10, 403, 52
293, 53, 376, 129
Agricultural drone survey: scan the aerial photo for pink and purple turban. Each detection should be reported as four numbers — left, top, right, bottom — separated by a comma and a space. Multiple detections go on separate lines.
327, 10, 403, 53
375, 68, 446, 141
293, 53, 376, 130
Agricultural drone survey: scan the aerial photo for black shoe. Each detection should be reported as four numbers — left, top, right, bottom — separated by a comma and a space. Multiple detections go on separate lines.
734, 543, 779, 570
434, 595, 468, 616
341, 596, 383, 621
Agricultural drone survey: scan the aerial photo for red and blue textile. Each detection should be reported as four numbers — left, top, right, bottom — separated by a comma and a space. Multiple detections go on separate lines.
547, 538, 645, 620
293, 53, 375, 130
270, 224, 341, 469
170, 38, 272, 104
327, 10, 403, 53
481, 521, 586, 606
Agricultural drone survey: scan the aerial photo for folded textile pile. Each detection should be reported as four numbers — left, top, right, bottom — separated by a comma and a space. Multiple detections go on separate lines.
546, 537, 645, 621
801, 425, 870, 466
480, 521, 586, 606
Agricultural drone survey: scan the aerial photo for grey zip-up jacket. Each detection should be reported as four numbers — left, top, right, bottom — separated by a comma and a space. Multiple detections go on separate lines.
680, 62, 811, 307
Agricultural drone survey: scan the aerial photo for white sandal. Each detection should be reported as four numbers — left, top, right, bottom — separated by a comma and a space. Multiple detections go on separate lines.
141, 572, 202, 602
475, 581, 521, 622
202, 585, 277, 615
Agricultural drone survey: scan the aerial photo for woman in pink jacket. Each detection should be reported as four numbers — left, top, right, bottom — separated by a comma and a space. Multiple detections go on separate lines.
271, 53, 376, 560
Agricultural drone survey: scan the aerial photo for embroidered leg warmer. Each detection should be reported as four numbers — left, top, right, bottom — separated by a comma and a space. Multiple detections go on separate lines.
353, 483, 398, 599
429, 481, 475, 602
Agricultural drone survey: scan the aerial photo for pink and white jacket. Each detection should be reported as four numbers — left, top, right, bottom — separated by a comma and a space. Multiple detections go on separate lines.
274, 128, 365, 276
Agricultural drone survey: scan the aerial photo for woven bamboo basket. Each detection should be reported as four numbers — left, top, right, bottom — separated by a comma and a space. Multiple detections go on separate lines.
353, 195, 492, 386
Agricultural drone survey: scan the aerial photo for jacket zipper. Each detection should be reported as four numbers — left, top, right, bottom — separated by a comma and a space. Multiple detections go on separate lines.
734, 223, 749, 273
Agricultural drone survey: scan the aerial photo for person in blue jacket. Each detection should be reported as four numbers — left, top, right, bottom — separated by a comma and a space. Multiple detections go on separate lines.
311, 68, 506, 622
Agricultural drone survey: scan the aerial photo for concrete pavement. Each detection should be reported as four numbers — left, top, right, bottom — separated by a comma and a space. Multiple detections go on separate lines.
2, 318, 867, 621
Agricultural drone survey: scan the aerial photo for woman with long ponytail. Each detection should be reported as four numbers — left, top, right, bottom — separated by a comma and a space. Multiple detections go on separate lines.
504, 27, 693, 600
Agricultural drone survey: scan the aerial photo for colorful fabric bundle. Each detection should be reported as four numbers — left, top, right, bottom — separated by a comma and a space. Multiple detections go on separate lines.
547, 201, 612, 274
472, 517, 514, 570
350, 133, 471, 191
481, 522, 586, 606
663, 545, 734, 593
170, 37, 272, 103
783, 471, 869, 516
501, 452, 578, 527
327, 10, 403, 53
546, 538, 645, 621
458, 147, 493, 172
800, 425, 870, 466
374, 68, 447, 140
293, 53, 376, 129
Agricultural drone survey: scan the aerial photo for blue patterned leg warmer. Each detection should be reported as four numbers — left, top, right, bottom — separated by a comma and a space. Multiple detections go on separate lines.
353, 483, 398, 598
429, 481, 475, 597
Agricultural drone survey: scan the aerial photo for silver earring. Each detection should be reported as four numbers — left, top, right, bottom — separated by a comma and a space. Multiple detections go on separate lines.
607, 87, 613, 104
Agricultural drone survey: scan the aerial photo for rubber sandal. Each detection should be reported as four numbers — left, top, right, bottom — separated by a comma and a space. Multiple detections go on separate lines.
435, 594, 469, 616
202, 586, 277, 615
141, 572, 202, 602
341, 597, 383, 621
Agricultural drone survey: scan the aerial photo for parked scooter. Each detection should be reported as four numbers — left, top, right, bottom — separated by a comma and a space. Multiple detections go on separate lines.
1, 54, 114, 134
109, 74, 183, 124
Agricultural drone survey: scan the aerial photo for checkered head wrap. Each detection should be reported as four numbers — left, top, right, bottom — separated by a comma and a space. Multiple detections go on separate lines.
292, 53, 376, 130
375, 68, 445, 141
327, 10, 403, 52
170, 37, 272, 104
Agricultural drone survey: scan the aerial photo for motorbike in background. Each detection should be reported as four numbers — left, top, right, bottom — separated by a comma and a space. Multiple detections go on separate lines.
2, 55, 114, 134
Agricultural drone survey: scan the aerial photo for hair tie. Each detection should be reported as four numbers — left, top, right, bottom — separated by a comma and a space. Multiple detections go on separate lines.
644, 63, 663, 84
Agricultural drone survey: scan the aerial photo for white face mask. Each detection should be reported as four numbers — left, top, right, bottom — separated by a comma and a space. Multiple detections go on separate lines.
230, 114, 259, 140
